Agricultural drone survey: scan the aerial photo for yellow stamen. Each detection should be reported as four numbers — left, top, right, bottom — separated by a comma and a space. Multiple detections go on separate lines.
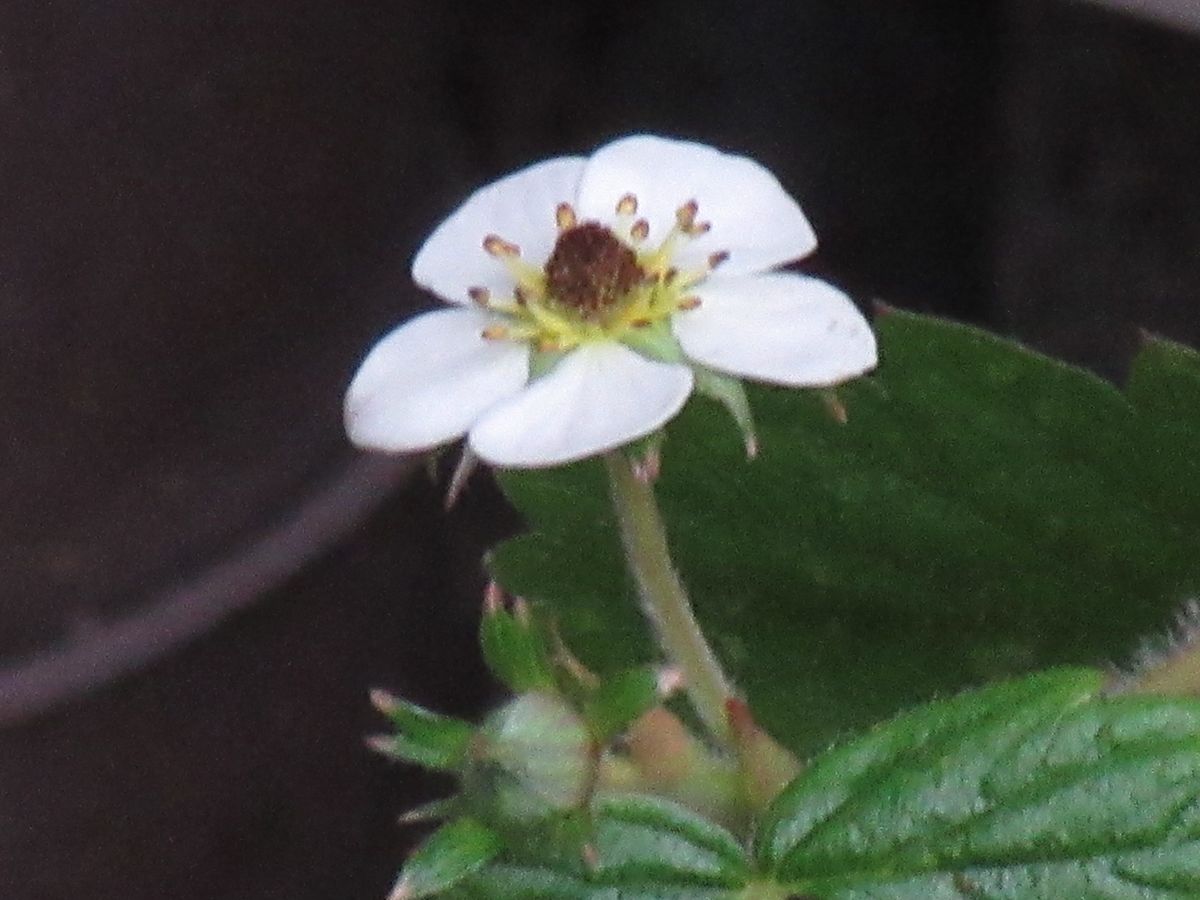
484, 296, 525, 315
481, 324, 510, 340
483, 234, 520, 258
467, 286, 490, 306
675, 200, 699, 230
499, 256, 549, 300
556, 203, 577, 231
676, 265, 712, 289
524, 297, 578, 335
469, 192, 728, 352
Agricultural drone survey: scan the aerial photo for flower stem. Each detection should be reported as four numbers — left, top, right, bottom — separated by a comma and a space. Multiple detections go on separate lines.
604, 451, 734, 745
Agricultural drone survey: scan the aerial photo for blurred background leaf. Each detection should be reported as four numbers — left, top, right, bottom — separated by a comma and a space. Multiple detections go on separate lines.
491, 310, 1200, 753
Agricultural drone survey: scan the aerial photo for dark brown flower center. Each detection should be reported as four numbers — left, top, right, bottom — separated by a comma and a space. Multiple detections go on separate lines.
542, 222, 643, 317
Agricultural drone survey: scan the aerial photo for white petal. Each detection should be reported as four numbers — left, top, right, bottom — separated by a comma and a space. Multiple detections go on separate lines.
674, 273, 877, 387
345, 307, 530, 453
412, 156, 586, 303
575, 135, 817, 277
468, 343, 693, 468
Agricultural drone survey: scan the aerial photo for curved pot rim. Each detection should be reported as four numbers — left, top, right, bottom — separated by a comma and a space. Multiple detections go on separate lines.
0, 453, 417, 727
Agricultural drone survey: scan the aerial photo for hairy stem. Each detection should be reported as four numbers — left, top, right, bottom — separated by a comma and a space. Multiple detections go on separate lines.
604, 451, 734, 745
1126, 646, 1200, 696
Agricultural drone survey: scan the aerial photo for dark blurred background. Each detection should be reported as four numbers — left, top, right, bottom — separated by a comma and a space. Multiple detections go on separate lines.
1, 1, 1198, 897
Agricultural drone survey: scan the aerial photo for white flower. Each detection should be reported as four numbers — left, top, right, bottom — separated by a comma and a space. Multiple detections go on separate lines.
345, 135, 877, 468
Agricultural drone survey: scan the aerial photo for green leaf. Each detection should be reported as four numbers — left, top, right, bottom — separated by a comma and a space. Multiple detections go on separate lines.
443, 863, 590, 899
693, 365, 757, 454
756, 668, 1200, 898
452, 794, 750, 899
392, 817, 502, 898
587, 793, 750, 890
490, 311, 1200, 751
371, 691, 475, 772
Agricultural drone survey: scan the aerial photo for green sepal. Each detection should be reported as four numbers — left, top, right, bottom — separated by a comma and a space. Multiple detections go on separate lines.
398, 796, 462, 826
528, 346, 568, 381
370, 691, 475, 772
390, 817, 502, 899
480, 604, 557, 694
620, 319, 687, 364
693, 366, 757, 457
583, 666, 661, 742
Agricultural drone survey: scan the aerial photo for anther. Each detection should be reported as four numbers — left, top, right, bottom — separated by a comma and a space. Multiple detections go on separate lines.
630, 218, 650, 243
483, 234, 520, 258
556, 202, 577, 231
663, 267, 679, 284
467, 286, 490, 306
630, 317, 652, 328
675, 200, 699, 230
481, 324, 509, 340
513, 285, 531, 305
677, 296, 702, 311
707, 250, 730, 270
616, 193, 638, 216
689, 220, 712, 237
